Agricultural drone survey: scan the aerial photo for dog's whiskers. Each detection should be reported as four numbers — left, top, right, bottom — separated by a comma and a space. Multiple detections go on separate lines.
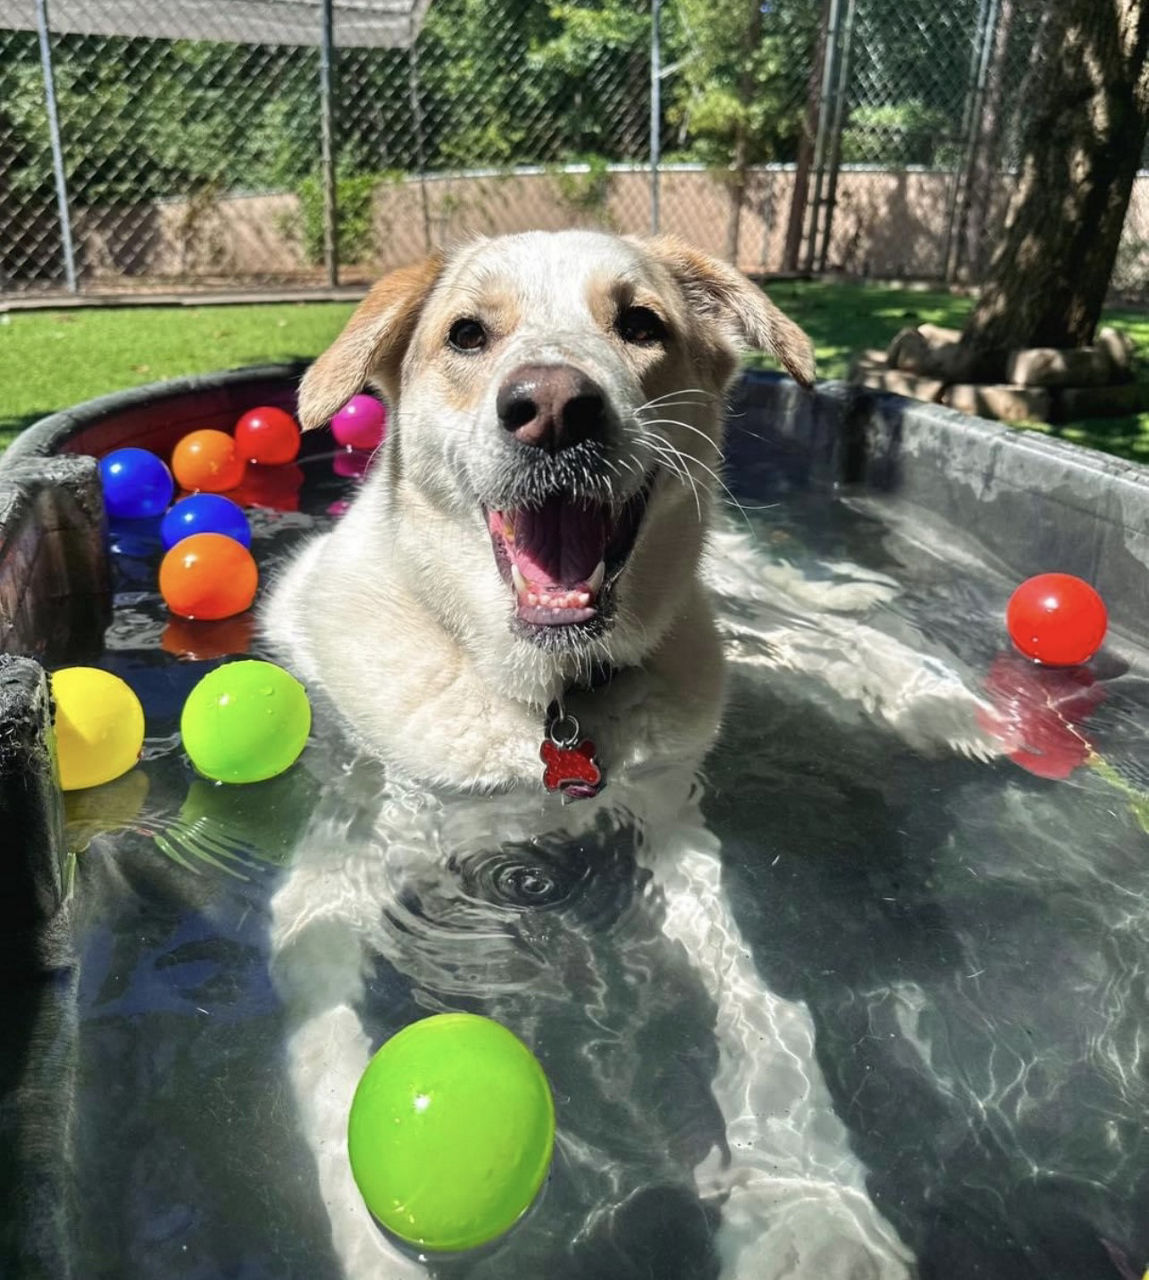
636, 388, 719, 413
637, 433, 704, 524
635, 414, 723, 457
636, 424, 774, 532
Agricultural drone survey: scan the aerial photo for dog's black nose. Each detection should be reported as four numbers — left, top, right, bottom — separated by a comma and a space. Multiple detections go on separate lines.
496, 364, 608, 452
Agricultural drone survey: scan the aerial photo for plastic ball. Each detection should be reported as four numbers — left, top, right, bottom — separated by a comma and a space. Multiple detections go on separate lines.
180, 660, 311, 784
171, 429, 246, 493
331, 395, 387, 451
348, 1013, 554, 1252
159, 532, 257, 620
99, 448, 174, 519
51, 667, 145, 791
160, 494, 251, 551
1006, 573, 1108, 666
234, 406, 301, 465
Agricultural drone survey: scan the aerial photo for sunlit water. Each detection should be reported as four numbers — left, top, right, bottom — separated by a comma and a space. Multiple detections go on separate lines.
62, 441, 1149, 1280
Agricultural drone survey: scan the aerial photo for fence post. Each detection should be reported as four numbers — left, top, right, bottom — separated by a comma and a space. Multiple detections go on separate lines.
803, 0, 842, 272
649, 0, 662, 235
816, 0, 857, 272
407, 45, 433, 253
942, 0, 993, 280
319, 0, 339, 287
34, 0, 77, 294
783, 0, 832, 272
944, 0, 1002, 281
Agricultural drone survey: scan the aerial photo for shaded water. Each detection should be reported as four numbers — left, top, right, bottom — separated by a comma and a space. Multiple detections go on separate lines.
61, 442, 1149, 1279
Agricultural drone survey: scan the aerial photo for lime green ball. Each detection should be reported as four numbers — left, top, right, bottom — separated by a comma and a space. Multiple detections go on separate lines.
180, 660, 310, 784
348, 1013, 555, 1252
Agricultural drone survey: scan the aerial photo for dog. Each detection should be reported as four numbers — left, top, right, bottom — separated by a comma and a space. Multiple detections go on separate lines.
264, 230, 815, 795
264, 231, 919, 1277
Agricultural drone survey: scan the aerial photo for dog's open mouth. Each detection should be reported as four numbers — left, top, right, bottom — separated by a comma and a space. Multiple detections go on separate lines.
487, 486, 649, 629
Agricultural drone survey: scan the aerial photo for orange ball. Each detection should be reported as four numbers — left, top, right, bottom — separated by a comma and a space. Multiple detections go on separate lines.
172, 430, 246, 493
234, 406, 301, 465
160, 533, 258, 620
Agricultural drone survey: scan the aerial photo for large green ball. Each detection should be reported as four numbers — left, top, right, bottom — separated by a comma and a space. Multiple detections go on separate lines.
180, 660, 310, 784
348, 1014, 555, 1252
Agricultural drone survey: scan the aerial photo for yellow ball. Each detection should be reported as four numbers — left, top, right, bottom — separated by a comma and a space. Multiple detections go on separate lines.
51, 667, 145, 792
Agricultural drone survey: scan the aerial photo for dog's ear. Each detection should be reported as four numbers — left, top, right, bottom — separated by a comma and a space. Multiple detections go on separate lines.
639, 235, 815, 387
297, 254, 443, 430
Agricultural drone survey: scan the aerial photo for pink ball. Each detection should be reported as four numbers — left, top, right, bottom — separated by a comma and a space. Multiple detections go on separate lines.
331, 395, 387, 451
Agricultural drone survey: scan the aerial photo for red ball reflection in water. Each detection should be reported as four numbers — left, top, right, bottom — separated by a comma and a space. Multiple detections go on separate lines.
232, 463, 305, 512
978, 653, 1106, 779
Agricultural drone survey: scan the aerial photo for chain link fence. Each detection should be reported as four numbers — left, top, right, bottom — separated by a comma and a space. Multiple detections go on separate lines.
1, 0, 1146, 300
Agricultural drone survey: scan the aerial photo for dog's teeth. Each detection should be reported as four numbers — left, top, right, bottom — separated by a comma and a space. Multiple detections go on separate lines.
587, 560, 606, 594
527, 592, 539, 606
538, 591, 553, 607
575, 591, 590, 607
511, 563, 528, 596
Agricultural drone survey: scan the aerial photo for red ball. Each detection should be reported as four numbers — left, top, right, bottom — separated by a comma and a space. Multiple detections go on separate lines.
234, 406, 301, 465
1006, 573, 1107, 667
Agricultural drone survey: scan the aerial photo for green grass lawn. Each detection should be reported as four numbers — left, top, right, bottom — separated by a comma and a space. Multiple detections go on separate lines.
768, 280, 1149, 462
0, 302, 357, 449
2, 283, 1148, 460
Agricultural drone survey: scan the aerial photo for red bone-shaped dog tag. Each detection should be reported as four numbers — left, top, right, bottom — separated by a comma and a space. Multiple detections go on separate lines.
541, 703, 603, 800
540, 738, 602, 799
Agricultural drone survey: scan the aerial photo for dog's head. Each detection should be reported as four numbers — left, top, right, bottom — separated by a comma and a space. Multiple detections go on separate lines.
298, 231, 813, 680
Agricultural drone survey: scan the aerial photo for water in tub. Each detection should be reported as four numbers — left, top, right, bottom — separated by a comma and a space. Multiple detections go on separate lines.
60, 443, 1149, 1280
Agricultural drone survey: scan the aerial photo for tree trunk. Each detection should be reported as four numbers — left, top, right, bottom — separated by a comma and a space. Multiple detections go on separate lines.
963, 0, 1149, 357
782, 0, 832, 272
723, 0, 764, 265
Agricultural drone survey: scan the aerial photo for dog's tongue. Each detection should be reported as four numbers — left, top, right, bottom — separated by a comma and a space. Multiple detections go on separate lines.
510, 496, 607, 589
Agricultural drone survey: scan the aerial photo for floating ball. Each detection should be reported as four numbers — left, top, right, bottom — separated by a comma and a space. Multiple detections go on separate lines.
1006, 573, 1107, 666
159, 532, 257, 620
180, 660, 311, 784
331, 395, 387, 451
172, 429, 246, 493
99, 448, 174, 519
234, 406, 301, 465
51, 667, 145, 791
161, 494, 251, 551
348, 1013, 554, 1252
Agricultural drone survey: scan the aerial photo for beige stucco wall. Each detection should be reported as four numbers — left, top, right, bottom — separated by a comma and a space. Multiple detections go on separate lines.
69, 167, 1149, 289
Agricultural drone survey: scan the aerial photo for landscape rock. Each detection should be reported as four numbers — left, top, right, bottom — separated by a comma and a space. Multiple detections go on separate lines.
943, 384, 1052, 423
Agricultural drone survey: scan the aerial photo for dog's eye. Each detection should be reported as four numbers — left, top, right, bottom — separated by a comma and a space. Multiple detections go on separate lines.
448, 318, 487, 352
616, 306, 667, 347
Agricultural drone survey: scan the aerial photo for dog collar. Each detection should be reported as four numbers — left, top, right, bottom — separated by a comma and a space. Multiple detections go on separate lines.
539, 661, 617, 801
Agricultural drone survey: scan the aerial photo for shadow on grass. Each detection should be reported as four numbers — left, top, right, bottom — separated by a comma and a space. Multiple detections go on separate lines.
1024, 412, 1149, 464
0, 416, 39, 451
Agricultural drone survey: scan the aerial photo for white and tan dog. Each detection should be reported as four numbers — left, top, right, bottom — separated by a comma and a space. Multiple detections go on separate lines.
265, 231, 918, 1277
266, 230, 814, 793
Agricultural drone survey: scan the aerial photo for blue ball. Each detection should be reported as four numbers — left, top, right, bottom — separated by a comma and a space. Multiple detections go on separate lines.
160, 493, 252, 551
100, 448, 174, 520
